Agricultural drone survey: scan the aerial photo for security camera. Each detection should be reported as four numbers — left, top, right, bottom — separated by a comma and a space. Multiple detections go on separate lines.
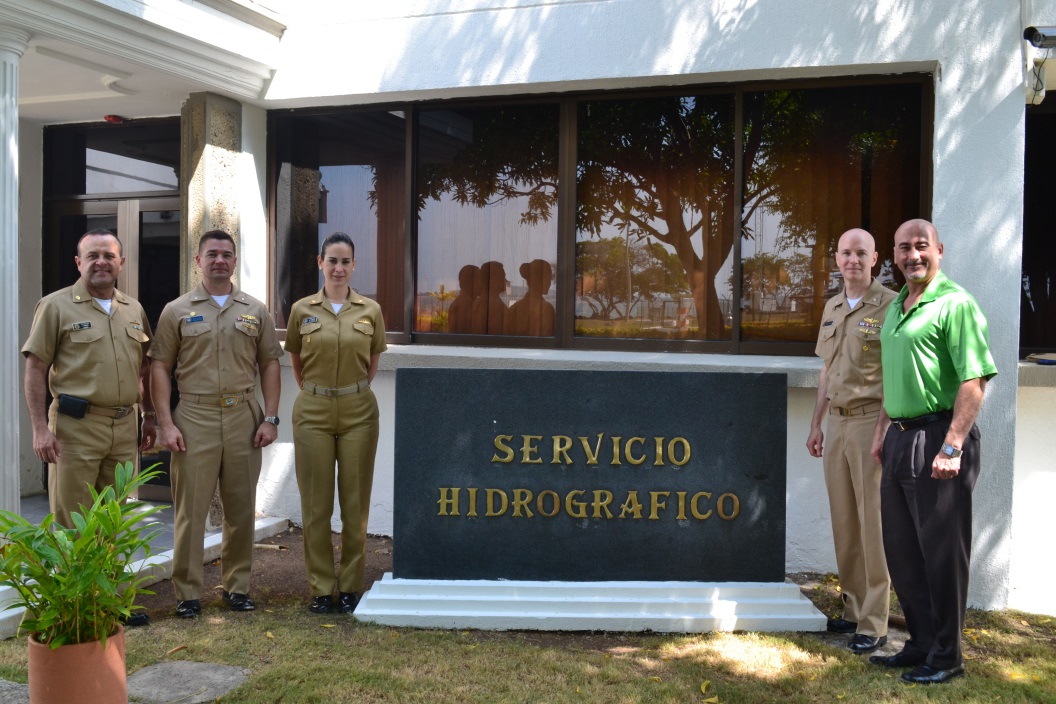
1024, 26, 1056, 49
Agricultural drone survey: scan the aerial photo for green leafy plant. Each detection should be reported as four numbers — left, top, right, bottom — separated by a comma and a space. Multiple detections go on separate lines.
0, 462, 165, 648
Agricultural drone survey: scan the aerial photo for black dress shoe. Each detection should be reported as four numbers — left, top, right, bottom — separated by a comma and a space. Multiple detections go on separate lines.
870, 651, 926, 668
848, 634, 886, 654
175, 599, 202, 619
222, 591, 256, 612
826, 617, 858, 634
308, 595, 334, 614
338, 592, 359, 614
900, 664, 965, 684
121, 611, 150, 628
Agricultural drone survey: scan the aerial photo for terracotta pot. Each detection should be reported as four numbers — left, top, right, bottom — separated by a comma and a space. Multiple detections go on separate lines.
27, 625, 127, 704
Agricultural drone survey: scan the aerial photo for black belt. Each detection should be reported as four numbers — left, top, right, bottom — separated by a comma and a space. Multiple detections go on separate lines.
890, 410, 952, 431
87, 404, 135, 419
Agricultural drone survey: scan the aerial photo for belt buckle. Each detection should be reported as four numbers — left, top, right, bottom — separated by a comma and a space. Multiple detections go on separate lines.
893, 420, 906, 431
221, 394, 240, 408
326, 387, 340, 398
115, 406, 132, 419
837, 407, 850, 417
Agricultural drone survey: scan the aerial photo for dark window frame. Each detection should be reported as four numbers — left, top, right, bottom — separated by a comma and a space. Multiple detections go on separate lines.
268, 74, 934, 355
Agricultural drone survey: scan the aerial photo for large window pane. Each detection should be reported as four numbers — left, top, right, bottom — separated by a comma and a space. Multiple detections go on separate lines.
576, 95, 736, 341
740, 84, 921, 342
272, 110, 407, 329
416, 105, 559, 335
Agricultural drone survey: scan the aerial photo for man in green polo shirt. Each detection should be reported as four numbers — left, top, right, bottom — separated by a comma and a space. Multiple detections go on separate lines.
868, 219, 997, 685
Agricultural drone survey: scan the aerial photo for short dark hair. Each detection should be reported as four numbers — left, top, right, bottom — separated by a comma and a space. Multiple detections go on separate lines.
320, 232, 355, 258
198, 229, 236, 254
77, 228, 123, 256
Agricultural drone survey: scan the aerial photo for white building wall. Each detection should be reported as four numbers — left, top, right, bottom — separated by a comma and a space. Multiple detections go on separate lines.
1009, 382, 1056, 616
249, 0, 1026, 609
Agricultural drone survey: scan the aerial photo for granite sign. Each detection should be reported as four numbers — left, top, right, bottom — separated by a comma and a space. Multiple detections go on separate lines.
394, 369, 786, 582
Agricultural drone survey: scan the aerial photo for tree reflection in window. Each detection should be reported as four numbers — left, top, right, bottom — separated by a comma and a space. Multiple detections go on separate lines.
416, 105, 559, 335
740, 85, 920, 342
577, 95, 736, 340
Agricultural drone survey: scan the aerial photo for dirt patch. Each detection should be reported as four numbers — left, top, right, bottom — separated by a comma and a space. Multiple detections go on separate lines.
134, 525, 392, 615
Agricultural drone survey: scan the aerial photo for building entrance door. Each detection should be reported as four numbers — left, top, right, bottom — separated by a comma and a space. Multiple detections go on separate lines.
43, 197, 181, 499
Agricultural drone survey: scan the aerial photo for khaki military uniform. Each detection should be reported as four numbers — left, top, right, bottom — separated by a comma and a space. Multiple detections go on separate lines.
22, 279, 151, 527
149, 283, 282, 600
285, 288, 386, 597
815, 278, 897, 637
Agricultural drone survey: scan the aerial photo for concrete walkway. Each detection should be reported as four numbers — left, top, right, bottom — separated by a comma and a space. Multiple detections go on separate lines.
0, 660, 251, 704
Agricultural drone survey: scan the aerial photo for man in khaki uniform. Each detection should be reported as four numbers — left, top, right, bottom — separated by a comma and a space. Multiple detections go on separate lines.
22, 229, 156, 530
150, 230, 282, 618
806, 228, 897, 654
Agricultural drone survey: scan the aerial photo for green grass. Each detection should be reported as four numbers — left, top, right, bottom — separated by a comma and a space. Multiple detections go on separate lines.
1, 597, 1054, 703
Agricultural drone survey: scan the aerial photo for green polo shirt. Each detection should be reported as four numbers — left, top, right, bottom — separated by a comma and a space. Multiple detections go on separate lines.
880, 271, 997, 419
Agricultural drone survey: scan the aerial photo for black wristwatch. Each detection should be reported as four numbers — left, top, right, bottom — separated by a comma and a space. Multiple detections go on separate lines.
940, 442, 962, 458
264, 416, 280, 427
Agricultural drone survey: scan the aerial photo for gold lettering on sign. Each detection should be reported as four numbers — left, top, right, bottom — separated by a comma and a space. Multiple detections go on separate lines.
625, 437, 646, 465
717, 492, 740, 520
619, 491, 644, 519
537, 490, 560, 517
580, 434, 604, 465
566, 489, 588, 518
438, 487, 460, 516
492, 435, 514, 463
486, 488, 508, 516
438, 487, 742, 521
520, 436, 543, 464
649, 491, 670, 520
552, 435, 573, 464
512, 488, 534, 517
592, 490, 614, 518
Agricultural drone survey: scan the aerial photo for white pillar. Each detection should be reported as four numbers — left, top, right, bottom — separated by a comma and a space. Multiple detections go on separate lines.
0, 28, 29, 515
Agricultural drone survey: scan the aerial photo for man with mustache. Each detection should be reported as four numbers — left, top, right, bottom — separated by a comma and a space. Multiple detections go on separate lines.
22, 229, 156, 531
869, 218, 997, 685
150, 230, 282, 619
807, 228, 896, 654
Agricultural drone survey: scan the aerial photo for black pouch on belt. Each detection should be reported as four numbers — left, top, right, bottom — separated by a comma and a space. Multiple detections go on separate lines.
57, 393, 90, 419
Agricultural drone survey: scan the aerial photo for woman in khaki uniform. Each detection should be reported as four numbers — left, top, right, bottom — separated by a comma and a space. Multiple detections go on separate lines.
285, 232, 387, 614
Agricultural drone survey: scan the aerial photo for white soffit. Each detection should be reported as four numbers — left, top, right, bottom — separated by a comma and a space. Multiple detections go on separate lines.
2, 0, 282, 122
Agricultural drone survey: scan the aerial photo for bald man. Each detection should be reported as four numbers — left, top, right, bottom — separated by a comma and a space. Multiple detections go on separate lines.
807, 228, 897, 654
868, 219, 996, 685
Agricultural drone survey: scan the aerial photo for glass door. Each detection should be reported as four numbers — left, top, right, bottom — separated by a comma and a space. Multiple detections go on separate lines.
43, 198, 181, 500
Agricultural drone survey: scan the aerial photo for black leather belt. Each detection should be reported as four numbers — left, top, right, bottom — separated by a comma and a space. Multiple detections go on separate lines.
87, 404, 135, 419
890, 410, 953, 431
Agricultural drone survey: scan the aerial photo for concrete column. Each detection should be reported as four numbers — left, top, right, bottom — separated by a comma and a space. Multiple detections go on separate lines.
179, 92, 244, 528
180, 92, 243, 292
0, 28, 30, 516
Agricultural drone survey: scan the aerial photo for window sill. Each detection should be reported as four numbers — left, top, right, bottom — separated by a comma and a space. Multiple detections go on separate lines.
376, 345, 824, 388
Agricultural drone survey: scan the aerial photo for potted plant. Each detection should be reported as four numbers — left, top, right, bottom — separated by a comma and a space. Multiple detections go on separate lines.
0, 461, 165, 704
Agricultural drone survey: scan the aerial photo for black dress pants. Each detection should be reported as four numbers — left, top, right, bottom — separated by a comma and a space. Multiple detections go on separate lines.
880, 417, 980, 669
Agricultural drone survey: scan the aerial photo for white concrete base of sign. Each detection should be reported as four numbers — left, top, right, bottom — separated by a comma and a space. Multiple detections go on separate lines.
355, 573, 828, 633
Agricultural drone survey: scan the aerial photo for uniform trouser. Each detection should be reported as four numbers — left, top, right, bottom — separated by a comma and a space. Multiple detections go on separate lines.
293, 388, 379, 597
881, 418, 980, 669
48, 404, 138, 529
170, 398, 263, 600
824, 412, 890, 637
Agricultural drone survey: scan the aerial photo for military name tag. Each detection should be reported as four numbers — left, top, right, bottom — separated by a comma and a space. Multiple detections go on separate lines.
71, 321, 92, 330
184, 315, 205, 324
303, 316, 318, 325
